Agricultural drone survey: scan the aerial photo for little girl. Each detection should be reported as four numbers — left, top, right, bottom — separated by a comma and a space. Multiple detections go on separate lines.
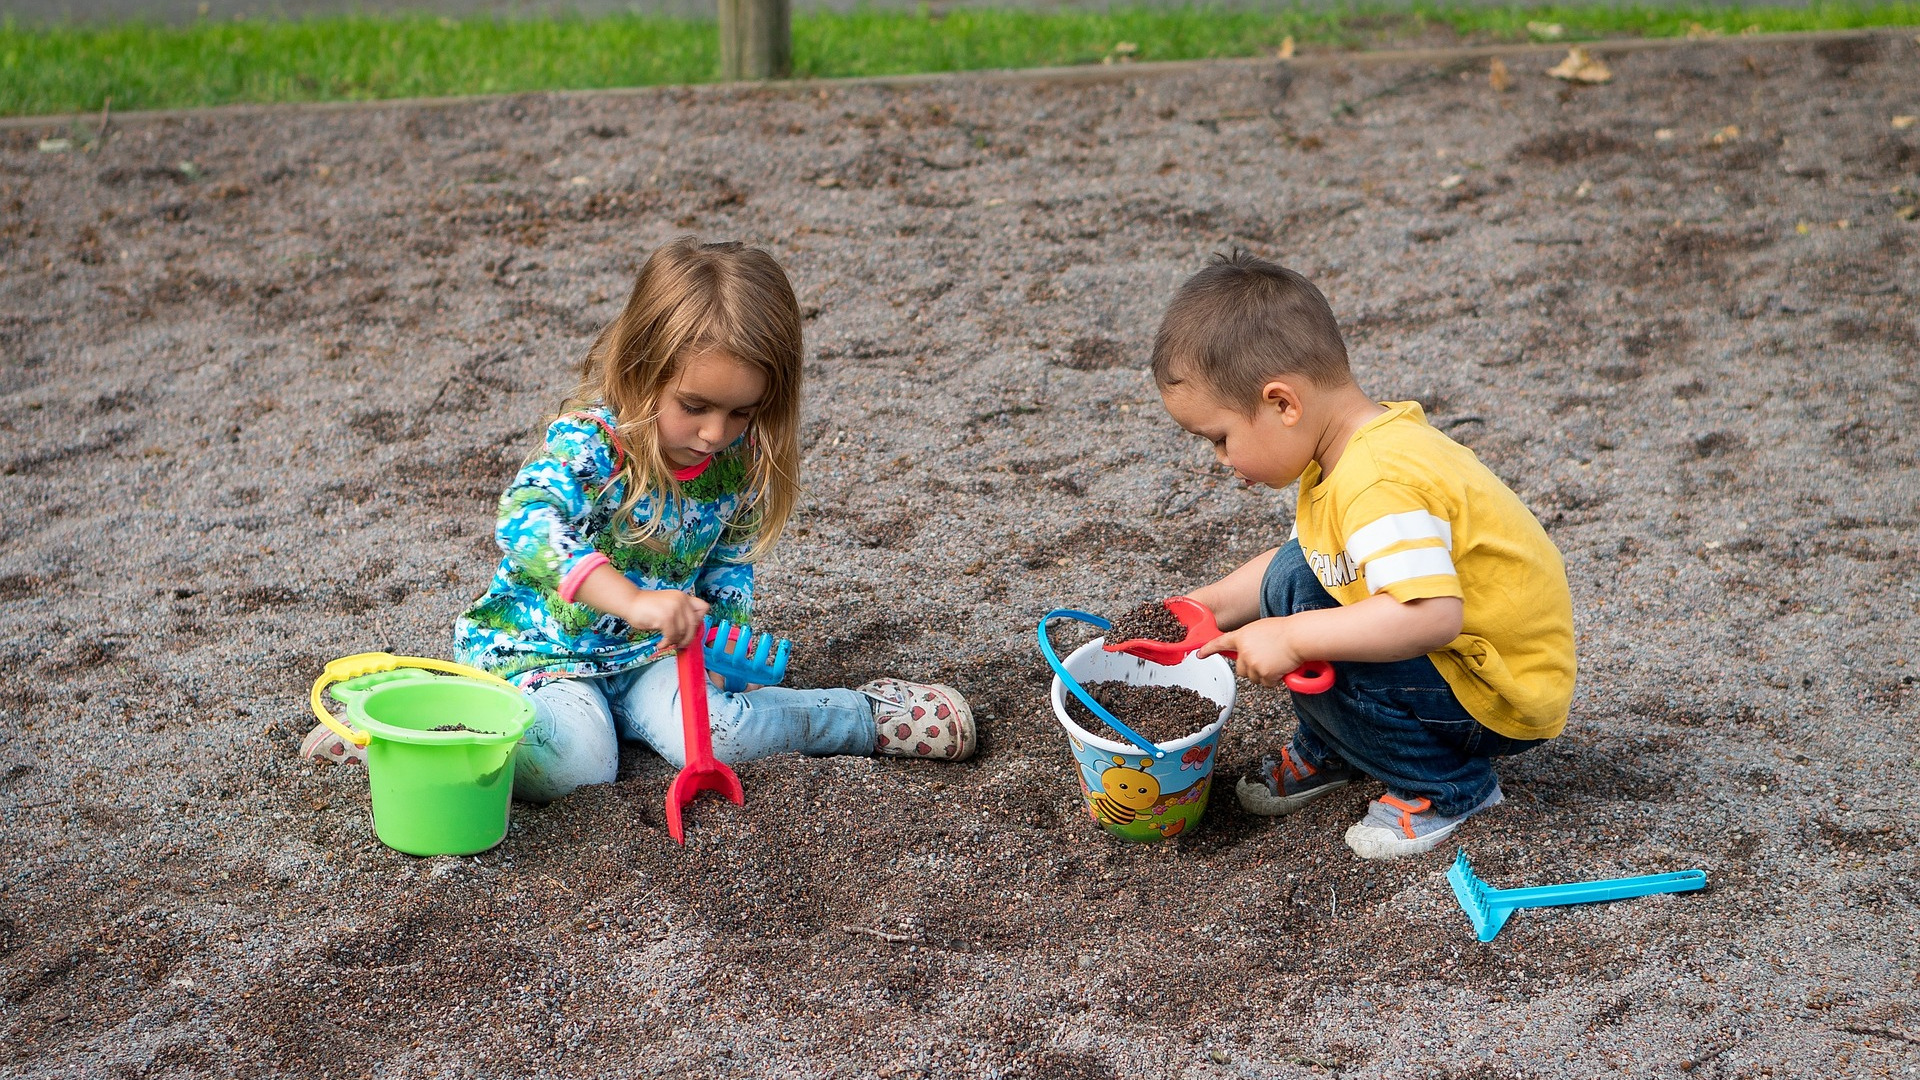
305, 239, 975, 799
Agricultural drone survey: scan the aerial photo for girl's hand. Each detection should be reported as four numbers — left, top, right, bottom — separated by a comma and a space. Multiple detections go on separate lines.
629, 590, 710, 650
1198, 616, 1306, 688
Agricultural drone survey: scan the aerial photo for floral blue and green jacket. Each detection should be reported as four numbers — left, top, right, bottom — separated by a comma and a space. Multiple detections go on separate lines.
454, 407, 757, 686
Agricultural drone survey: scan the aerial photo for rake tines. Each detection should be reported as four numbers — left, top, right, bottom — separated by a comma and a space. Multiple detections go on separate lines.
1447, 849, 1510, 942
703, 618, 792, 692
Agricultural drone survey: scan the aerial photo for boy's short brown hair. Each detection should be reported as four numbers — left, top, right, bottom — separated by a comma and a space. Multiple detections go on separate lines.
1151, 250, 1351, 409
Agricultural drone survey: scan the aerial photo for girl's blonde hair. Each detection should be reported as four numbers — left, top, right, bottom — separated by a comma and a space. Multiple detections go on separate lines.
558, 237, 802, 561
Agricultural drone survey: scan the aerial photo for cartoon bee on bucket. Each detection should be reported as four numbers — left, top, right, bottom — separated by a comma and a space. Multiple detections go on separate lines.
1088, 756, 1161, 827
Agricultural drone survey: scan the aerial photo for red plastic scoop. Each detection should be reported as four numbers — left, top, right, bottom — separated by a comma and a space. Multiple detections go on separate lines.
1104, 596, 1335, 695
665, 644, 744, 844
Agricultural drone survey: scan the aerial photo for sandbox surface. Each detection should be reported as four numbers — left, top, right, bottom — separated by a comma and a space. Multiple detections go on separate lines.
1, 33, 1917, 1078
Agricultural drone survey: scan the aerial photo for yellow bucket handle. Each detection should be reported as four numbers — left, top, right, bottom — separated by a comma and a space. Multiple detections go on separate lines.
308, 652, 522, 748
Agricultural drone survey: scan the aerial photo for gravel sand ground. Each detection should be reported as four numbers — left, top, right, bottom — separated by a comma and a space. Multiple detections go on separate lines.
1, 32, 1916, 1079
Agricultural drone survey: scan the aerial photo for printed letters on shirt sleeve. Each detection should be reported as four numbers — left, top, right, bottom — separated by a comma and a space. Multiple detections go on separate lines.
1340, 483, 1463, 602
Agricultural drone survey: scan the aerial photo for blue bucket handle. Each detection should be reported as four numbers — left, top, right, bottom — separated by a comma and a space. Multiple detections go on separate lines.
1037, 609, 1168, 760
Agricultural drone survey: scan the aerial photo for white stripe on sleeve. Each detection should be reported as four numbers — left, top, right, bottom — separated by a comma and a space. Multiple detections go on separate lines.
1346, 510, 1453, 565
1363, 547, 1458, 594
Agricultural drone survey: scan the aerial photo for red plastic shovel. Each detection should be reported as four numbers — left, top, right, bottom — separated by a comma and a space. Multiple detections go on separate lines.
665, 643, 743, 844
1104, 595, 1336, 694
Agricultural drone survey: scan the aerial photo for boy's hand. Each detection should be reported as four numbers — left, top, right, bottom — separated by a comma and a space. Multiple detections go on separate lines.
1198, 617, 1306, 688
629, 590, 710, 650
1196, 595, 1463, 684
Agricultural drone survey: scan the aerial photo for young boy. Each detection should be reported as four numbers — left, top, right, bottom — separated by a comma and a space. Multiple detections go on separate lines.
1154, 251, 1576, 859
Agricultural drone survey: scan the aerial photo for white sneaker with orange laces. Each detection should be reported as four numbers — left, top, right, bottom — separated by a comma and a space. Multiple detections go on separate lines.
1344, 784, 1504, 859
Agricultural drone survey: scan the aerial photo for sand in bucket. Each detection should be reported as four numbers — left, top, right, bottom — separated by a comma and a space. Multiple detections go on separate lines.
1048, 638, 1234, 843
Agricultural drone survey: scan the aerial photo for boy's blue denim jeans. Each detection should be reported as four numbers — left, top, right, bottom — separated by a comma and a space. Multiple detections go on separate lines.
1262, 540, 1541, 816
513, 661, 876, 803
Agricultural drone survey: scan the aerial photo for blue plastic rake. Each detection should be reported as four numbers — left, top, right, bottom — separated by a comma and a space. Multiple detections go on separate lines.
1447, 848, 1708, 942
702, 618, 791, 693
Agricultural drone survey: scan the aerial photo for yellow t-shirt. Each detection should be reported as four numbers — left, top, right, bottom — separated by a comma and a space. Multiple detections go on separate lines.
1294, 401, 1575, 740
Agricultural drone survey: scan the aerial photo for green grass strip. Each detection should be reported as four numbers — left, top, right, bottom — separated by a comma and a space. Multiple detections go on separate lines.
3, 2, 1916, 118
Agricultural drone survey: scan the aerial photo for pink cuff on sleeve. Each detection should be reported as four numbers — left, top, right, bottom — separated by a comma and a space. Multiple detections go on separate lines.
557, 552, 611, 604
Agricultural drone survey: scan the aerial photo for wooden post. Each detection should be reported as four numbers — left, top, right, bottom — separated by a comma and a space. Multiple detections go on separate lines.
719, 0, 791, 81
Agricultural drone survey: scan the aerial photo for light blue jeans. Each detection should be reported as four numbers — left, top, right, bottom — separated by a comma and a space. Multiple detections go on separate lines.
512, 661, 878, 803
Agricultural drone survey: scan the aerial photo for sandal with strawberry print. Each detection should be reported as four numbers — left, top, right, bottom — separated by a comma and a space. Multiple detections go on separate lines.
299, 722, 367, 766
859, 678, 976, 762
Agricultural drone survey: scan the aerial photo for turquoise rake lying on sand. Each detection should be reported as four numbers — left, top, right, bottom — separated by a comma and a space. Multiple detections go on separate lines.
1447, 848, 1708, 942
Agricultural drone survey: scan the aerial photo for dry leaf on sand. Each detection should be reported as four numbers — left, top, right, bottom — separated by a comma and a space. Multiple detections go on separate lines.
1489, 57, 1513, 92
1548, 46, 1612, 84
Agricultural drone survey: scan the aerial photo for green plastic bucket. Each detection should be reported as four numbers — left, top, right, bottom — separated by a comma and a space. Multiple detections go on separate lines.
312, 654, 535, 857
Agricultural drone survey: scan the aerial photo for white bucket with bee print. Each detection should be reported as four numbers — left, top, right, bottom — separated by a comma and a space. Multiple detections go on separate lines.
1040, 610, 1235, 843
